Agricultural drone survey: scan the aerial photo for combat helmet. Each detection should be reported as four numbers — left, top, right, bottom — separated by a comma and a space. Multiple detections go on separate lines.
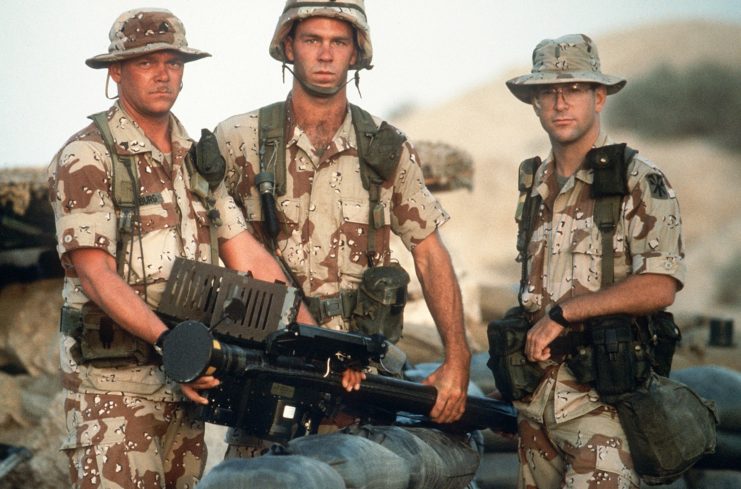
86, 8, 210, 69
269, 0, 373, 71
506, 34, 626, 104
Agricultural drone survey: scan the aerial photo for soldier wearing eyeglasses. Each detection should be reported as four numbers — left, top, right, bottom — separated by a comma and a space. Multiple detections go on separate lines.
499, 34, 685, 488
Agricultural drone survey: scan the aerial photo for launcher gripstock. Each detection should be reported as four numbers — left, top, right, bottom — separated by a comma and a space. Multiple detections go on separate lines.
157, 258, 518, 443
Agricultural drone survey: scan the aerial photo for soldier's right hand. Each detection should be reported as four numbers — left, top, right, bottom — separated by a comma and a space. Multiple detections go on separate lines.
180, 375, 220, 405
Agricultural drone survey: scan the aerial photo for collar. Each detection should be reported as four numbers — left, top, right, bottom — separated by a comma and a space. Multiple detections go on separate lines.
106, 103, 193, 162
287, 103, 356, 165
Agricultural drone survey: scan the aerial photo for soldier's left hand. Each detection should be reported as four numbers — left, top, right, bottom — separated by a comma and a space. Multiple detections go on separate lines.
180, 375, 220, 405
422, 361, 469, 423
341, 368, 366, 392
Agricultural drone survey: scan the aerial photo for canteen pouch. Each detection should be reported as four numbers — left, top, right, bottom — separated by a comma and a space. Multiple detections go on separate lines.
486, 307, 543, 401
352, 264, 410, 344
615, 372, 718, 485
647, 311, 681, 377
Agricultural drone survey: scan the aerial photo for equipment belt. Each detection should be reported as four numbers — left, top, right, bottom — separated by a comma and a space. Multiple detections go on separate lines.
549, 330, 588, 360
306, 291, 358, 323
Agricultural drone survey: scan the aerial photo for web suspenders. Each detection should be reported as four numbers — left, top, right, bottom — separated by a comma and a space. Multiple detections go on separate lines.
517, 144, 637, 293
257, 102, 406, 265
88, 112, 139, 277
88, 112, 222, 273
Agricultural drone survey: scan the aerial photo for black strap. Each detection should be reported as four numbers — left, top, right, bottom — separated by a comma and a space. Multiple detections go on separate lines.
587, 144, 638, 286
516, 156, 542, 306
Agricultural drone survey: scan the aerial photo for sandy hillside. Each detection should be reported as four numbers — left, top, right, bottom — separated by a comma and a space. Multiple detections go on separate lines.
391, 20, 741, 320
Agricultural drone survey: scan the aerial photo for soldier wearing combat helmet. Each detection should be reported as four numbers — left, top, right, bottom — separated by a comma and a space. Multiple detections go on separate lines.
490, 34, 685, 488
48, 8, 301, 487
211, 0, 479, 486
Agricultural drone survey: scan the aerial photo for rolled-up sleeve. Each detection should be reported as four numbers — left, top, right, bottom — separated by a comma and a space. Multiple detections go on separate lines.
49, 140, 118, 260
625, 166, 686, 288
390, 141, 451, 250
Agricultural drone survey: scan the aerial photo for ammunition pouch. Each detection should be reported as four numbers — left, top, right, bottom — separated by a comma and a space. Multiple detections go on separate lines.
60, 303, 156, 367
566, 312, 682, 404
351, 264, 410, 344
486, 307, 543, 401
615, 372, 718, 485
566, 315, 651, 403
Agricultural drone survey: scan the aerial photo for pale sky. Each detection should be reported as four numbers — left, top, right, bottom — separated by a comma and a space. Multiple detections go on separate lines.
1, 0, 739, 167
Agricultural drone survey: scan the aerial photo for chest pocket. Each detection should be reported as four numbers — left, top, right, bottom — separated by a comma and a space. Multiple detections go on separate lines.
135, 196, 178, 234
569, 217, 630, 286
341, 198, 392, 269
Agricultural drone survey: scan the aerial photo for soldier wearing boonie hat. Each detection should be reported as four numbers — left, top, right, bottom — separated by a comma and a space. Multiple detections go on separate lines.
209, 1, 479, 487
493, 33, 685, 489
505, 33, 625, 103
85, 8, 210, 68
48, 8, 299, 487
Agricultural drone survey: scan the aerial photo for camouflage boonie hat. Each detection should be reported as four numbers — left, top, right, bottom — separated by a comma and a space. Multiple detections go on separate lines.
269, 0, 373, 70
506, 33, 626, 104
86, 8, 210, 69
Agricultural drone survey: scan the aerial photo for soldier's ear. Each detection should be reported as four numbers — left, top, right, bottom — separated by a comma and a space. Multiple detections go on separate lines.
108, 63, 122, 84
284, 37, 295, 63
594, 85, 607, 113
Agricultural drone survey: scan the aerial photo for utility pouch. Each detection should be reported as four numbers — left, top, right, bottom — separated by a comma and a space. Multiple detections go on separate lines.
486, 307, 543, 401
615, 372, 718, 485
647, 311, 681, 377
79, 302, 155, 367
352, 264, 410, 344
585, 315, 651, 402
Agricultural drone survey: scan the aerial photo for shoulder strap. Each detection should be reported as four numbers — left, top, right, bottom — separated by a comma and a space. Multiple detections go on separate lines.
350, 104, 406, 266
588, 143, 638, 286
88, 111, 139, 276
350, 104, 407, 190
515, 156, 542, 306
258, 102, 288, 196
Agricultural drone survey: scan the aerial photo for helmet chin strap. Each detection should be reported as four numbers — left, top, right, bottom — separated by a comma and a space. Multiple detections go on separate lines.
282, 62, 362, 98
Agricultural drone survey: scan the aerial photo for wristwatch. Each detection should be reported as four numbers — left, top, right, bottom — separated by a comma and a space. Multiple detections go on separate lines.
548, 304, 572, 330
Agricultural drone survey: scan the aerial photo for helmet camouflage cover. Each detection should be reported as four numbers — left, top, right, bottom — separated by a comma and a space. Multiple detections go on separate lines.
269, 0, 373, 70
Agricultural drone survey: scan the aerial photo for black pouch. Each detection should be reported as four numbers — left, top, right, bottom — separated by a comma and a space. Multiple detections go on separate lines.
486, 307, 543, 401
615, 372, 718, 485
586, 315, 651, 402
647, 311, 681, 377
352, 264, 410, 344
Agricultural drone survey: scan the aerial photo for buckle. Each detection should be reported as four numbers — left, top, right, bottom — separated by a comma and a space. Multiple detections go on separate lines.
321, 297, 343, 318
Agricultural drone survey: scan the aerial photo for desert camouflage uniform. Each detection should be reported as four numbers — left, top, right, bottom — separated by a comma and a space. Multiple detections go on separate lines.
215, 100, 450, 331
48, 102, 246, 488
214, 100, 453, 458
514, 132, 686, 489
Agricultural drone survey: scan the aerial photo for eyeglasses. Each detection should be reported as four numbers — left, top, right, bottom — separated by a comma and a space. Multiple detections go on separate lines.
534, 83, 595, 106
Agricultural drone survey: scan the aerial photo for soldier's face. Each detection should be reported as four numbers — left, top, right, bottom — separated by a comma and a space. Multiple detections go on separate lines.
532, 83, 606, 147
109, 51, 184, 120
284, 17, 358, 92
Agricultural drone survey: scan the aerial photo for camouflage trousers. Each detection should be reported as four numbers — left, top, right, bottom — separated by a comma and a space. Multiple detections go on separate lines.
517, 390, 640, 489
61, 391, 206, 489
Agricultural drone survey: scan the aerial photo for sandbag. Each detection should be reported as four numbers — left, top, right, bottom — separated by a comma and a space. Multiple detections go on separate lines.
284, 432, 409, 489
197, 455, 344, 489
